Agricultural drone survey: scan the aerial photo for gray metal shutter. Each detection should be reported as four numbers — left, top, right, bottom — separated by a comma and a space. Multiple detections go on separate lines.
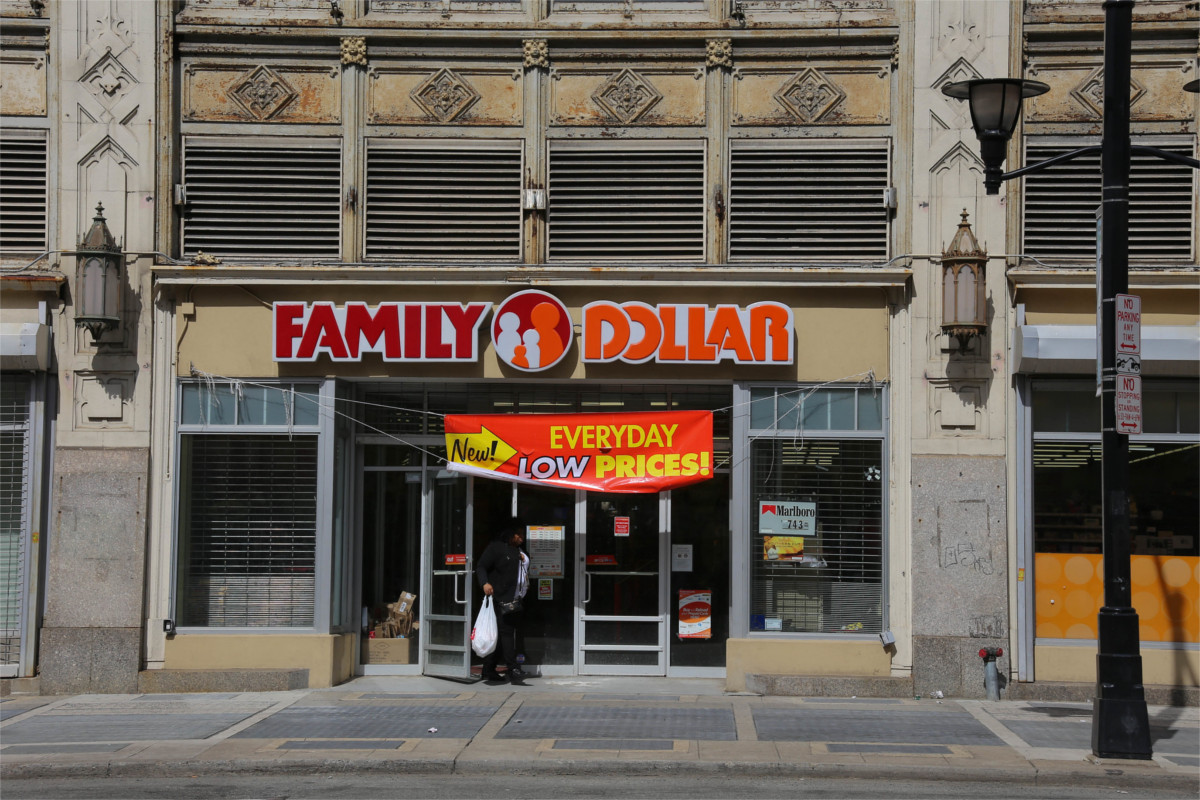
182, 137, 341, 260
1024, 141, 1195, 263
0, 375, 31, 672
0, 131, 48, 252
365, 141, 523, 260
178, 434, 318, 627
729, 141, 890, 261
547, 142, 706, 261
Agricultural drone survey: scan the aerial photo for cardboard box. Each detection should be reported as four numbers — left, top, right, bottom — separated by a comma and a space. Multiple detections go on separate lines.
362, 637, 412, 664
395, 591, 417, 614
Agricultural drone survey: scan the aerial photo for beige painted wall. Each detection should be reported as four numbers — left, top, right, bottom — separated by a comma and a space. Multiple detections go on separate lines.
1034, 644, 1200, 687
725, 638, 893, 692
1021, 288, 1200, 326
173, 285, 890, 384
163, 633, 356, 688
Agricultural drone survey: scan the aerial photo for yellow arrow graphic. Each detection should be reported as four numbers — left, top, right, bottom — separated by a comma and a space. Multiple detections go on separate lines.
446, 426, 519, 471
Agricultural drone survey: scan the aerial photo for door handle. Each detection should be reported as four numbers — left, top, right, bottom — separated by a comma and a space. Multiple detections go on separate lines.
453, 570, 467, 605
584, 571, 592, 605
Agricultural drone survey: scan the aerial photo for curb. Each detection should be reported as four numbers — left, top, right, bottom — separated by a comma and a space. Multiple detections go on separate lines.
3, 755, 1197, 793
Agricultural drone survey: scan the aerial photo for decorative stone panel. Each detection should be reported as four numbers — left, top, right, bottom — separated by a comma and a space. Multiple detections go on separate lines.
182, 62, 341, 123
732, 65, 889, 126
368, 65, 522, 126
74, 371, 135, 429
549, 66, 705, 127
1025, 59, 1195, 124
0, 49, 47, 116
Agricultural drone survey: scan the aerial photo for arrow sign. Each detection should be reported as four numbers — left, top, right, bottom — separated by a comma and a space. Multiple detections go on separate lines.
446, 426, 519, 471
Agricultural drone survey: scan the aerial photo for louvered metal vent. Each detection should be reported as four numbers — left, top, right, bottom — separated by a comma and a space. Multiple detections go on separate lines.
0, 133, 48, 252
182, 139, 341, 260
177, 435, 317, 628
365, 142, 522, 260
729, 143, 889, 261
548, 144, 705, 261
1024, 142, 1195, 263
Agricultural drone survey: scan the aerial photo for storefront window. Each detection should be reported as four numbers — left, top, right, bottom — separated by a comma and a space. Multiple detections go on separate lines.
747, 385, 886, 635
1032, 381, 1199, 644
175, 382, 325, 628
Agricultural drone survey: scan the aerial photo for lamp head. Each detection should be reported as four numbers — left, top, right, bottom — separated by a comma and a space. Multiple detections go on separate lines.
942, 78, 1050, 194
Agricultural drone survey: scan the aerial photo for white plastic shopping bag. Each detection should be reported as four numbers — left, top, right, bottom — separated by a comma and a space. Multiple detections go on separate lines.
471, 595, 498, 657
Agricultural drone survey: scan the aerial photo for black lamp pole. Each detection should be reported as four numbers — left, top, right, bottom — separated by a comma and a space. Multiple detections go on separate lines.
1091, 0, 1151, 759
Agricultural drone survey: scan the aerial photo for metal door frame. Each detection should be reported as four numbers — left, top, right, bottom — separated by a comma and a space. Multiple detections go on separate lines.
574, 491, 669, 676
421, 470, 476, 681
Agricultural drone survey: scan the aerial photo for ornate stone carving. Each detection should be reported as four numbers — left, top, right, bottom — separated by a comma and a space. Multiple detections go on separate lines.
1071, 66, 1146, 119
80, 52, 137, 108
591, 69, 663, 124
411, 68, 481, 123
706, 39, 732, 70
524, 40, 549, 70
229, 65, 299, 121
774, 68, 845, 123
341, 36, 367, 67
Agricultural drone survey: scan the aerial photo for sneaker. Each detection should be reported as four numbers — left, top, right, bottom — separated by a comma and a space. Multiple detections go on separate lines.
507, 667, 528, 680
481, 670, 504, 683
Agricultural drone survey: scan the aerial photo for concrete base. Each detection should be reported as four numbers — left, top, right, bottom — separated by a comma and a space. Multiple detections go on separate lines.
138, 668, 309, 693
38, 627, 141, 695
1005, 681, 1198, 708
746, 673, 914, 697
0, 677, 40, 697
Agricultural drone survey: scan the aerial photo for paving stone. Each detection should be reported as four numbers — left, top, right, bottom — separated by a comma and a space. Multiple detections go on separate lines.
553, 739, 674, 750
497, 705, 736, 741
355, 693, 463, 701
581, 695, 679, 702
232, 704, 494, 740
3, 743, 132, 754
752, 708, 1003, 745
1004, 719, 1200, 756
280, 739, 406, 750
2, 713, 255, 743
802, 698, 904, 704
827, 743, 953, 754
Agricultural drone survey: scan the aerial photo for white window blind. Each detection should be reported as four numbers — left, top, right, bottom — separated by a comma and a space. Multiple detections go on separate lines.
0, 376, 30, 668
0, 131, 48, 252
729, 141, 890, 261
1024, 141, 1195, 263
365, 141, 523, 260
182, 138, 341, 260
548, 143, 706, 261
177, 434, 318, 628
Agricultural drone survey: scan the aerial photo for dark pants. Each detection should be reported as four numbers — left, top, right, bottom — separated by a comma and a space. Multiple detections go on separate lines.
483, 608, 520, 673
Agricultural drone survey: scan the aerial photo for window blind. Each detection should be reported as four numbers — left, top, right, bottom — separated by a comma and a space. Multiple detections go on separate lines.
0, 132, 48, 252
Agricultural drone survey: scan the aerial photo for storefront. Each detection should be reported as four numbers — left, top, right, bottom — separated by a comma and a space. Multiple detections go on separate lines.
1013, 298, 1200, 686
153, 280, 894, 686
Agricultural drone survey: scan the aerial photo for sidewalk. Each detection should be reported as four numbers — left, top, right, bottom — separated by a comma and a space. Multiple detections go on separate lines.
2, 676, 1197, 793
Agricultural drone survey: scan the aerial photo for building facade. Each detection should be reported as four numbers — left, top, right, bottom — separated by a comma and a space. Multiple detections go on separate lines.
1, 0, 1196, 698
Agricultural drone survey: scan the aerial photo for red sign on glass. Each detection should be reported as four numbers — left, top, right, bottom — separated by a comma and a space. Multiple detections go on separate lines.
586, 555, 618, 566
614, 516, 630, 537
445, 554, 467, 565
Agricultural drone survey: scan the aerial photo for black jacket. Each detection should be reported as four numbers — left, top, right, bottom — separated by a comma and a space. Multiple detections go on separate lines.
475, 540, 523, 603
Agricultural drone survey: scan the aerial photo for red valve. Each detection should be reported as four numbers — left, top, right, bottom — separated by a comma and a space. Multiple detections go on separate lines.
978, 648, 987, 659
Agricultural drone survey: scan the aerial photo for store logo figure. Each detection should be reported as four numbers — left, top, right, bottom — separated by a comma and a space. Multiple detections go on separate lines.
493, 290, 573, 372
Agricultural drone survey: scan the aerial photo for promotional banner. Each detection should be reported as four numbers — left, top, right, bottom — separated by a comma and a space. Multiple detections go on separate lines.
445, 410, 713, 493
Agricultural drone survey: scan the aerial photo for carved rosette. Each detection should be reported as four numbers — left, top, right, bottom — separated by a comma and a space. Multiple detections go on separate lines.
774, 68, 846, 123
592, 69, 663, 124
411, 68, 481, 123
229, 65, 299, 120
341, 37, 367, 67
706, 39, 732, 70
524, 40, 549, 70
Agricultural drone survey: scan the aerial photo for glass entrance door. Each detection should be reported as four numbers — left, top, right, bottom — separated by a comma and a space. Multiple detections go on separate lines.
422, 470, 473, 680
578, 492, 666, 675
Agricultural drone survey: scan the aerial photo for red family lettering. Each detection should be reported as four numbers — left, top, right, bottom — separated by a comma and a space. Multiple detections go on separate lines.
274, 302, 492, 362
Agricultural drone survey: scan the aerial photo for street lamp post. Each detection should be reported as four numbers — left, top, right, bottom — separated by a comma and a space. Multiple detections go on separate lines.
943, 0, 1200, 761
